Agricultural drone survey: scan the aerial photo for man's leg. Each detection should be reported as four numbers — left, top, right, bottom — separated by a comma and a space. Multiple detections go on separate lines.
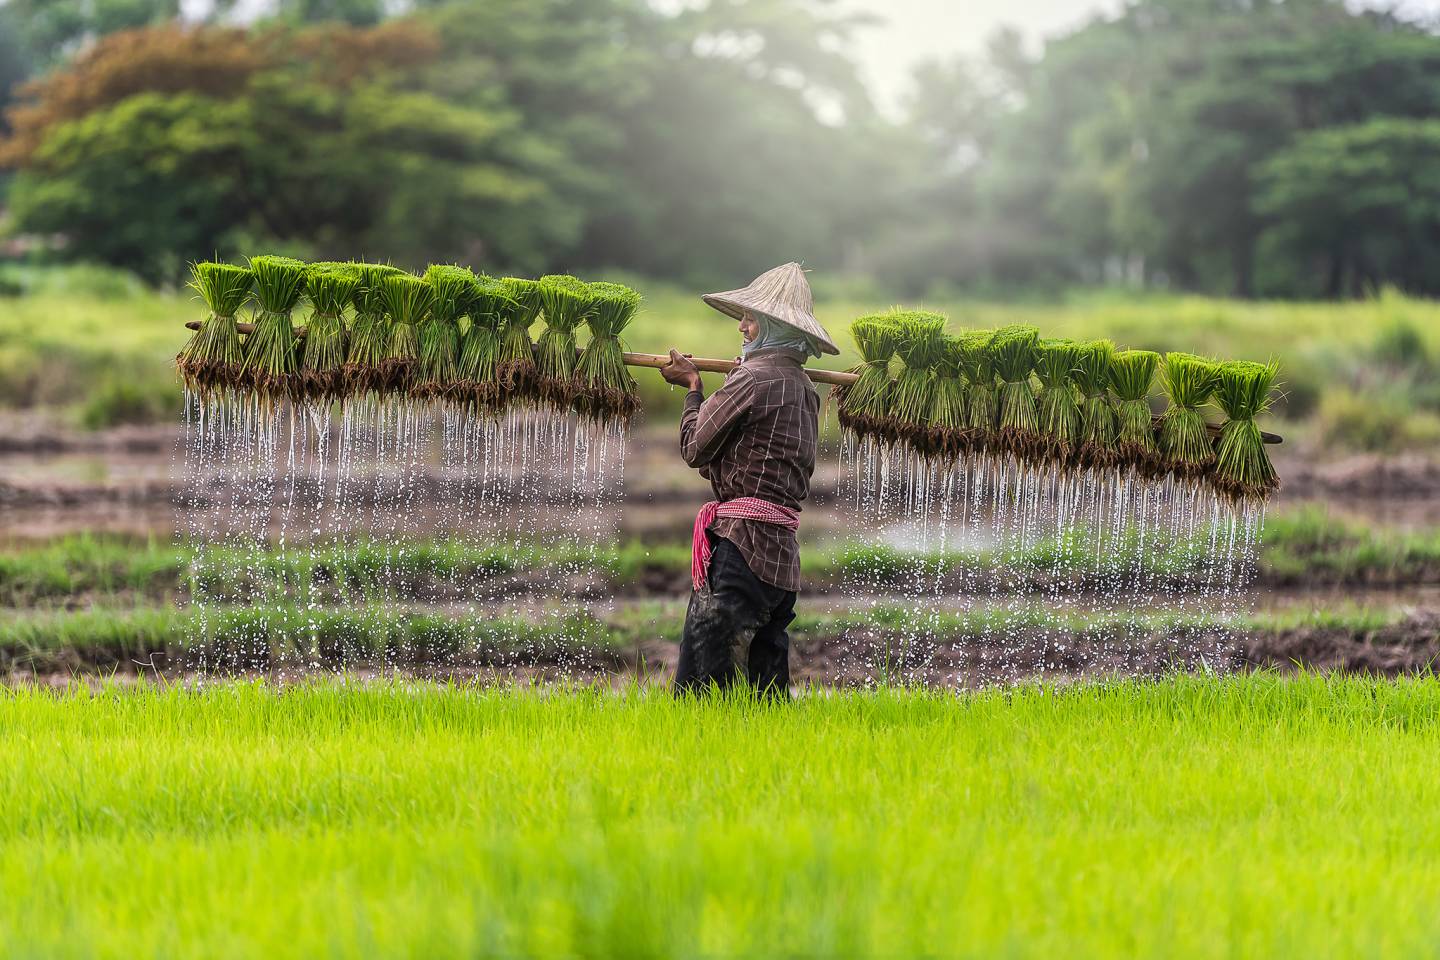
747, 591, 796, 696
674, 539, 768, 694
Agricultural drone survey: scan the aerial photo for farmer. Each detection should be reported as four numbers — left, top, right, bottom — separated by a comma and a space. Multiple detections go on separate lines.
659, 262, 839, 695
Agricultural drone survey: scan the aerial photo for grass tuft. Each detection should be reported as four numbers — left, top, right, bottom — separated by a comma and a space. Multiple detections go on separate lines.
416, 265, 475, 402
342, 263, 403, 397
1073, 339, 1118, 467
1035, 338, 1082, 461
535, 275, 594, 409
837, 314, 901, 443
577, 280, 643, 423
990, 324, 1041, 457
928, 334, 968, 458
497, 278, 543, 402
240, 255, 308, 404
298, 265, 358, 404
1159, 352, 1220, 475
889, 311, 947, 446
378, 274, 435, 395
957, 330, 996, 442
1213, 359, 1281, 501
177, 261, 252, 397
455, 275, 514, 415
1111, 348, 1161, 469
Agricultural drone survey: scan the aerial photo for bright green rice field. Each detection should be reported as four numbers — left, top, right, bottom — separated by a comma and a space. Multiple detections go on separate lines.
4, 675, 1440, 957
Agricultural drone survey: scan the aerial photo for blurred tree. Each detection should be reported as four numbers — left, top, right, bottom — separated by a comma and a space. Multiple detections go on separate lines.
8, 0, 1440, 296
0, 20, 576, 281
0, 25, 268, 165
262, 0, 387, 26
6, 92, 253, 280
0, 11, 29, 122
421, 0, 890, 286
905, 0, 1440, 297
0, 0, 181, 65
1257, 119, 1440, 296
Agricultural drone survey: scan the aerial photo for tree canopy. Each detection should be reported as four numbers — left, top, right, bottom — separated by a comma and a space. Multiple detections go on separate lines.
2, 0, 1440, 296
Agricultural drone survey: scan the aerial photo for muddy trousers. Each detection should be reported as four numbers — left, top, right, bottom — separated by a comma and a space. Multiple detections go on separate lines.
674, 537, 796, 695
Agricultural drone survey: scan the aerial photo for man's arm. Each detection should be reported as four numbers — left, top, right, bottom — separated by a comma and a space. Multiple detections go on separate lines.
679, 367, 752, 469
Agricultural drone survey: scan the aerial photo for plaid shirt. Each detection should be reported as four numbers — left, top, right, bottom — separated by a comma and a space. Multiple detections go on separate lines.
680, 347, 819, 591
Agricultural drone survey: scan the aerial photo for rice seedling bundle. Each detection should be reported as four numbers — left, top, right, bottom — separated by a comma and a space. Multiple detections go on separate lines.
927, 334, 968, 458
417, 265, 475, 402
958, 330, 997, 443
177, 261, 252, 397
1111, 349, 1160, 470
1159, 352, 1220, 477
497, 277, 543, 400
298, 264, 359, 404
535, 275, 595, 409
456, 276, 513, 413
837, 315, 900, 439
1212, 360, 1281, 502
1035, 338, 1083, 462
1072, 339, 1118, 467
175, 258, 1289, 506
343, 263, 403, 397
990, 325, 1041, 459
889, 312, 947, 446
240, 255, 308, 403
378, 274, 435, 395
576, 281, 642, 422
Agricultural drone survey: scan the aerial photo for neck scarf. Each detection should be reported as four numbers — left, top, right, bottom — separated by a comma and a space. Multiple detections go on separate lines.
742, 315, 821, 361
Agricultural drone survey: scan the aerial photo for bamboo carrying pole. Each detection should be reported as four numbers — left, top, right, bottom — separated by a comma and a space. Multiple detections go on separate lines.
184, 320, 1282, 443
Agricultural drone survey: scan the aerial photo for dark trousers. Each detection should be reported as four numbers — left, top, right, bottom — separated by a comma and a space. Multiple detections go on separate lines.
674, 537, 796, 695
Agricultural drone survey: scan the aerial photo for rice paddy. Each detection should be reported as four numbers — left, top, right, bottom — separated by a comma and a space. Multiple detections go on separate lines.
166, 256, 1306, 679
3, 676, 1440, 957
9, 273, 1439, 956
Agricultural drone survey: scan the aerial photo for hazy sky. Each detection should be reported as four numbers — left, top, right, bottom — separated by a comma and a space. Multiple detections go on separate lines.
843, 0, 1440, 108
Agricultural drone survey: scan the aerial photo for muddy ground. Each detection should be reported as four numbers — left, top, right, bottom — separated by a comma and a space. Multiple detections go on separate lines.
5, 419, 1440, 537
4, 416, 1440, 687
10, 612, 1439, 689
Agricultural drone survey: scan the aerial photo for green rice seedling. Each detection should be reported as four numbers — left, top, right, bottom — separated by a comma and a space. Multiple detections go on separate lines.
417, 265, 475, 403
1035, 338, 1083, 463
378, 274, 435, 396
576, 280, 643, 423
343, 263, 403, 397
1212, 360, 1281, 502
307, 260, 358, 274
990, 324, 1041, 459
177, 261, 252, 398
535, 275, 595, 409
240, 255, 308, 404
957, 330, 996, 448
927, 334, 968, 458
1111, 349, 1161, 472
1072, 339, 1118, 468
890, 312, 947, 447
497, 277, 543, 400
836, 315, 900, 442
298, 264, 358, 404
1159, 352, 1221, 477
456, 275, 514, 414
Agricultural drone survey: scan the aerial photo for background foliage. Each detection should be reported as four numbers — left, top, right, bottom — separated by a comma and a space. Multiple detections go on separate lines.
3, 0, 1440, 295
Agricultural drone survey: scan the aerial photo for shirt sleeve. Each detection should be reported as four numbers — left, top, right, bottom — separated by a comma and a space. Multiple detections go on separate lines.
679, 368, 753, 468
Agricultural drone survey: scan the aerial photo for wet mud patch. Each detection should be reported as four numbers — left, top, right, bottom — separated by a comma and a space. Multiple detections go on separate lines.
9, 615, 1439, 688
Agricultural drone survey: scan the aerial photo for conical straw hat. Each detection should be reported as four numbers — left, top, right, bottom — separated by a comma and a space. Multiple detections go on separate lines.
701, 262, 839, 356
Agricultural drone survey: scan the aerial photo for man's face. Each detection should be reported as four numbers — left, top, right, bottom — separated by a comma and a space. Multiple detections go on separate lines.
738, 313, 760, 344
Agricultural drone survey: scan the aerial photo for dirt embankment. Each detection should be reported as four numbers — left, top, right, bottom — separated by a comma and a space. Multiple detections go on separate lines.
10, 614, 1438, 689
